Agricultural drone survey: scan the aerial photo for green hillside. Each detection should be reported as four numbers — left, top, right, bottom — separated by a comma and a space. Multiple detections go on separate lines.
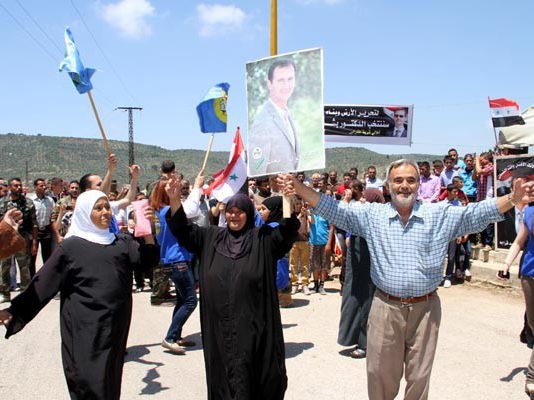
0, 133, 440, 188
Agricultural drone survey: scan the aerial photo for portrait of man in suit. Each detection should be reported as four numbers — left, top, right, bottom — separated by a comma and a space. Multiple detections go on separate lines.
246, 48, 324, 177
387, 107, 409, 138
248, 59, 299, 175
496, 159, 534, 248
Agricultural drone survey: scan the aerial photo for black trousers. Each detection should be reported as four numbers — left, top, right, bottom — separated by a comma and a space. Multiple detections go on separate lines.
29, 226, 53, 278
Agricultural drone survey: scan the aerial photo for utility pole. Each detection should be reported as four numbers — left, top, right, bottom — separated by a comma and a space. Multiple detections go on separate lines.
116, 107, 143, 165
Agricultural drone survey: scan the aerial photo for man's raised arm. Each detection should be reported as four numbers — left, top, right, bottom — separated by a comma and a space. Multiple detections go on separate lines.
101, 153, 117, 195
277, 174, 320, 207
114, 165, 140, 210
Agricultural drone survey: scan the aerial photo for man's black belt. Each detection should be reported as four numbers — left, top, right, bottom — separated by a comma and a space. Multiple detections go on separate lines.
377, 288, 436, 304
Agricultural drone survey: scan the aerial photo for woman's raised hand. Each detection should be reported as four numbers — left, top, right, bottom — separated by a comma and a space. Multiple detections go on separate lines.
165, 178, 182, 201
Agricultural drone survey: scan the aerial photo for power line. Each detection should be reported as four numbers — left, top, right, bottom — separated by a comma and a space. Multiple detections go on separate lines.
411, 141, 489, 149
69, 0, 138, 103
0, 2, 58, 63
417, 97, 534, 109
1, 2, 120, 115
14, 0, 63, 56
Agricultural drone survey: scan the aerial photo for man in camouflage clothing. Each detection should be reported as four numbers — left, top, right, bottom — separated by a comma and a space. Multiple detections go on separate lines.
51, 180, 80, 242
0, 178, 38, 303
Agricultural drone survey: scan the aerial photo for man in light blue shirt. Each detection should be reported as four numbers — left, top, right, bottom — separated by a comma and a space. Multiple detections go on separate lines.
279, 159, 534, 400
457, 153, 477, 201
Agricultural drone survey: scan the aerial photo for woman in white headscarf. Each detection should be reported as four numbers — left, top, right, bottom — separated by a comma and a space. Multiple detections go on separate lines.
0, 190, 158, 400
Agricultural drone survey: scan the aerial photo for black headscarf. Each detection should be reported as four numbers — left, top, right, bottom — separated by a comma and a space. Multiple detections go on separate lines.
263, 196, 283, 224
213, 193, 256, 260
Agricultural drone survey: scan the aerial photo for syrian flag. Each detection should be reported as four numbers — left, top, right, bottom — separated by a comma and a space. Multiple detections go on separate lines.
489, 98, 525, 128
204, 127, 247, 202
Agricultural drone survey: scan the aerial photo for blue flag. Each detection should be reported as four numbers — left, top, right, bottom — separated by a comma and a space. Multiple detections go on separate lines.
59, 27, 96, 94
196, 83, 230, 133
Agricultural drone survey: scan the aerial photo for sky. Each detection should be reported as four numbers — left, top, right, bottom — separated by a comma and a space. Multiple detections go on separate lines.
1, 0, 534, 159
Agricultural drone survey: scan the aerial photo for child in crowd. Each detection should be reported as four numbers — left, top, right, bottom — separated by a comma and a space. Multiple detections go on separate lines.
289, 198, 311, 295
308, 208, 332, 295
443, 184, 469, 287
439, 176, 469, 205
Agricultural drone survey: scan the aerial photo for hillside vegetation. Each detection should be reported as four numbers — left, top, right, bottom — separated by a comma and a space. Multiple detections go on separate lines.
0, 133, 439, 187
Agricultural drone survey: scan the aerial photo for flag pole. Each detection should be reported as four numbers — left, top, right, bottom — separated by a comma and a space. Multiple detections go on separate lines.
488, 96, 499, 148
270, 0, 291, 217
200, 133, 215, 174
87, 90, 112, 155
270, 0, 277, 56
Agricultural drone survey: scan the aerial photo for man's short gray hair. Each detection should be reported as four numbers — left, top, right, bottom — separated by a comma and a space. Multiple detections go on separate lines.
385, 159, 420, 186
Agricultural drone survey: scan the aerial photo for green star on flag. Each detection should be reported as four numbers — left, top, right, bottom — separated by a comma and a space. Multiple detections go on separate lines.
229, 174, 238, 181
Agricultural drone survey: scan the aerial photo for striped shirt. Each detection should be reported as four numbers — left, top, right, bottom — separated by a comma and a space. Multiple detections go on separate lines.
314, 195, 503, 297
28, 193, 54, 229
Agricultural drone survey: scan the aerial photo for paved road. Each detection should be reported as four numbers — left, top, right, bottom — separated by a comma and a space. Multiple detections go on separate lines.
0, 281, 530, 399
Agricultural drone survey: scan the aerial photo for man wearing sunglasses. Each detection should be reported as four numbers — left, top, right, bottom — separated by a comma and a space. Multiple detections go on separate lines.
387, 108, 409, 138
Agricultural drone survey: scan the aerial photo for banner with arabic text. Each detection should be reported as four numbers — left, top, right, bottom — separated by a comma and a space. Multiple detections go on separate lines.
324, 104, 413, 145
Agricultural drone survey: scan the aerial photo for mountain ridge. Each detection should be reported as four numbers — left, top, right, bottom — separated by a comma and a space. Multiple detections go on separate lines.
0, 133, 440, 187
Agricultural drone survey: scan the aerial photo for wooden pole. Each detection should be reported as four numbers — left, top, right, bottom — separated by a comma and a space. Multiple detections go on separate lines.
270, 0, 292, 217
270, 0, 277, 56
87, 91, 112, 155
200, 134, 215, 174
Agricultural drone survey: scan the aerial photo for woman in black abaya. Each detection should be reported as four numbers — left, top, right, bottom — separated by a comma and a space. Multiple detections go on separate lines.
0, 190, 157, 400
164, 179, 299, 400
338, 183, 385, 359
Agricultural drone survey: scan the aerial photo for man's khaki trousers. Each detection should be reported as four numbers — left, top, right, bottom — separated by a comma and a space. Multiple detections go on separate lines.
367, 290, 441, 400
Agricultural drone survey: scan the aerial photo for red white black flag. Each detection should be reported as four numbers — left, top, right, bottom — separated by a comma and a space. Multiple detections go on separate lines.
489, 98, 525, 128
203, 128, 247, 202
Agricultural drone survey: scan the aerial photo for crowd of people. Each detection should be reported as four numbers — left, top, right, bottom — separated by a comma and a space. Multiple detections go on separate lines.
0, 146, 534, 399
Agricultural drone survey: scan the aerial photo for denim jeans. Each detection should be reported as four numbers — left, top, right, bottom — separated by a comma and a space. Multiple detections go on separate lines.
480, 223, 494, 246
445, 241, 459, 279
165, 262, 197, 342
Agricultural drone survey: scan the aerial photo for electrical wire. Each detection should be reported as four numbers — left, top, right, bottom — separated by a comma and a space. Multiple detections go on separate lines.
411, 142, 488, 149
69, 0, 138, 103
417, 97, 534, 109
1, 1, 120, 110
14, 0, 63, 56
0, 2, 58, 63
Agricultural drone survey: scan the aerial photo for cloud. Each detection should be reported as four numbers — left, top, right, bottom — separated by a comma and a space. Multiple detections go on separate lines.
101, 0, 155, 39
196, 4, 247, 37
